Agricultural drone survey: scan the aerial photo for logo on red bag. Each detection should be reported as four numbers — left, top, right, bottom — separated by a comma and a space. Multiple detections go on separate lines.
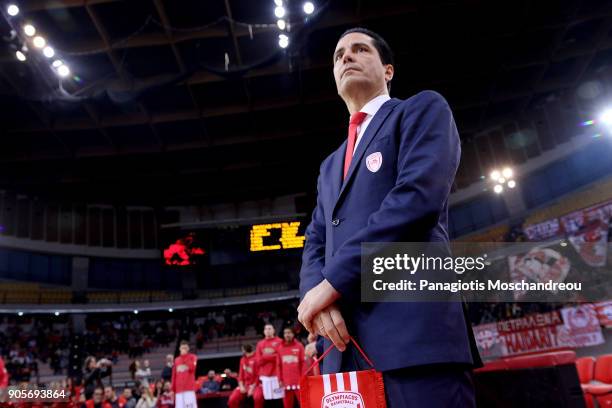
321, 391, 365, 408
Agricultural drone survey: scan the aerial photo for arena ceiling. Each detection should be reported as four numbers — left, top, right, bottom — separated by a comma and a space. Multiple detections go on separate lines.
0, 0, 611, 205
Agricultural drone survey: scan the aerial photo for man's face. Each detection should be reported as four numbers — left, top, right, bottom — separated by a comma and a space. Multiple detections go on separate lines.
163, 382, 171, 392
224, 368, 231, 376
263, 325, 275, 338
208, 370, 215, 379
93, 389, 103, 403
283, 329, 294, 342
333, 32, 392, 98
103, 387, 113, 401
123, 389, 132, 399
180, 344, 189, 355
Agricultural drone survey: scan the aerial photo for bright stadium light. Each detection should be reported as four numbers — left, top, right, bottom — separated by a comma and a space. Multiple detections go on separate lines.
33, 36, 46, 48
18, 312, 23, 316
493, 184, 503, 194
279, 34, 289, 48
15, 50, 26, 61
274, 6, 286, 18
23, 24, 36, 37
502, 167, 513, 178
600, 108, 612, 126
277, 19, 286, 30
168, 308, 173, 312
54, 311, 60, 316
507, 180, 516, 188
303, 1, 315, 14
490, 170, 500, 181
274, 0, 283, 5
498, 177, 506, 184
57, 64, 70, 77
7, 4, 19, 16
133, 310, 139, 314
43, 46, 55, 58
52, 59, 63, 68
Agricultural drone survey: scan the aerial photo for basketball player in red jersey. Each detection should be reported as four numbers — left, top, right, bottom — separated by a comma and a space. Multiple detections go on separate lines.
255, 323, 284, 402
172, 340, 198, 408
278, 327, 305, 408
228, 344, 264, 408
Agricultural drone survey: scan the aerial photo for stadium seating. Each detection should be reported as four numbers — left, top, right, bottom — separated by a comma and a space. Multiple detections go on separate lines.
582, 354, 612, 408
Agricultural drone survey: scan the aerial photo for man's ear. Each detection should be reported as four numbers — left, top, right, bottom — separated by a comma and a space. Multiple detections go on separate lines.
385, 64, 394, 82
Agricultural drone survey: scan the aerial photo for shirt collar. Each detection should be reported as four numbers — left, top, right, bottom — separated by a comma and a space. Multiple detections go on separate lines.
352, 94, 391, 120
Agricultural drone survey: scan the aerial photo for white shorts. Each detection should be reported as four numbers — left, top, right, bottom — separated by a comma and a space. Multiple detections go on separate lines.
260, 375, 285, 400
175, 390, 197, 408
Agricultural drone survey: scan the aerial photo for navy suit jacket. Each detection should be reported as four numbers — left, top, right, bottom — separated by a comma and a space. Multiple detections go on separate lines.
299, 90, 480, 374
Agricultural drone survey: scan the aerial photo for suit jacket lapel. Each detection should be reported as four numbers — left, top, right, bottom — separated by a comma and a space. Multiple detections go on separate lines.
333, 99, 399, 211
329, 140, 346, 206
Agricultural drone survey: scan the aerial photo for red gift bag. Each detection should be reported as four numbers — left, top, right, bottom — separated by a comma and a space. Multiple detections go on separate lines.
299, 337, 387, 408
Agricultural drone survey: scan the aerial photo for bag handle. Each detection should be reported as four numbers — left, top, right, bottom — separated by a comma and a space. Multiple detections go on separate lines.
303, 336, 375, 376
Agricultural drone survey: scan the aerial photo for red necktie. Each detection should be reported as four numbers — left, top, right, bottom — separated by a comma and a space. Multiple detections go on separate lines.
343, 111, 368, 179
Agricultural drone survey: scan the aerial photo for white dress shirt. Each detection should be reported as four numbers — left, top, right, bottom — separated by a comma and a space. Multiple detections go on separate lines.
350, 94, 391, 154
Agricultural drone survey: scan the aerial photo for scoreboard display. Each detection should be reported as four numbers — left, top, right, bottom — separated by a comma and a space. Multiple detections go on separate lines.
249, 222, 306, 252
161, 219, 307, 267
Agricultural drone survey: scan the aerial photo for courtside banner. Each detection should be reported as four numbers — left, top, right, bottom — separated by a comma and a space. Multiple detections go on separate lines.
299, 338, 386, 408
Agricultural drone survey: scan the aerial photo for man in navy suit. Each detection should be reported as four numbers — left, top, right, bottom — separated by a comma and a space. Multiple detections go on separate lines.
297, 28, 481, 407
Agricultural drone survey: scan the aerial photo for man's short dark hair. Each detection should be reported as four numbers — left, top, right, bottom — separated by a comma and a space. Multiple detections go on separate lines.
339, 27, 394, 92
242, 344, 253, 353
180, 340, 189, 346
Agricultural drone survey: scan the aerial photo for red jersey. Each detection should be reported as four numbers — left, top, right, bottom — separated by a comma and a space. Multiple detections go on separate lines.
0, 357, 8, 388
171, 353, 198, 393
237, 354, 258, 386
255, 337, 282, 378
278, 340, 305, 386
157, 391, 174, 408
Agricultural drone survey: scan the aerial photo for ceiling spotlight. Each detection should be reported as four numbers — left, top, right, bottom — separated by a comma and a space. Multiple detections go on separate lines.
502, 167, 513, 178
133, 310, 139, 314
600, 108, 612, 126
43, 46, 55, 58
498, 177, 505, 184
52, 59, 63, 68
23, 24, 36, 37
57, 64, 70, 77
277, 19, 286, 30
274, 6, 286, 18
507, 180, 516, 188
7, 4, 19, 16
274, 0, 283, 5
303, 1, 315, 14
278, 34, 289, 48
168, 308, 173, 312
15, 50, 26, 61
54, 312, 60, 316
493, 184, 503, 194
18, 312, 23, 316
33, 36, 46, 48
490, 170, 500, 181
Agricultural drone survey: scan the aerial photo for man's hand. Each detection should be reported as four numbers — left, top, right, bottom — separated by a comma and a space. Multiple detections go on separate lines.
311, 304, 350, 352
297, 279, 341, 333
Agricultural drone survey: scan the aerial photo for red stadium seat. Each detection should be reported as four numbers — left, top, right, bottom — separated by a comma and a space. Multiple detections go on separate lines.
576, 357, 596, 384
582, 355, 612, 408
594, 354, 612, 384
